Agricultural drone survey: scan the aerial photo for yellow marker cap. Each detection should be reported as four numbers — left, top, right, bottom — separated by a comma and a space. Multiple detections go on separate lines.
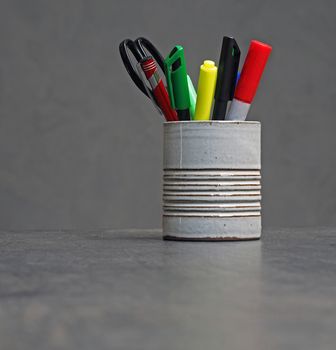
203, 60, 215, 69
194, 60, 218, 120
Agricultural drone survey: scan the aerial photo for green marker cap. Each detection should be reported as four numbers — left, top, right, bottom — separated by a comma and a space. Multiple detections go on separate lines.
164, 46, 190, 110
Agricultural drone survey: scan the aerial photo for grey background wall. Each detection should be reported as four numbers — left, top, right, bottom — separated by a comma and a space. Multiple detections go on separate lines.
0, 0, 335, 230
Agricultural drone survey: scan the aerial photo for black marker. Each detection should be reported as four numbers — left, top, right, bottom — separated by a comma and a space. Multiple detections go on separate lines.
212, 37, 240, 120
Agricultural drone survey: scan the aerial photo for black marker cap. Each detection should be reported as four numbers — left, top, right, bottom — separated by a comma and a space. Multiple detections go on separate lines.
212, 37, 240, 120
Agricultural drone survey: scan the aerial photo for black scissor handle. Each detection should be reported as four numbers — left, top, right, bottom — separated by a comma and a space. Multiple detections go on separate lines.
119, 37, 166, 100
119, 39, 150, 97
119, 39, 149, 97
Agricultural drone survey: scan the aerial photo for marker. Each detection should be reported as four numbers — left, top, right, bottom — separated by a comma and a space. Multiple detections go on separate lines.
187, 75, 197, 118
236, 72, 240, 85
194, 60, 218, 120
226, 40, 272, 120
140, 57, 178, 122
212, 37, 240, 120
164, 46, 191, 120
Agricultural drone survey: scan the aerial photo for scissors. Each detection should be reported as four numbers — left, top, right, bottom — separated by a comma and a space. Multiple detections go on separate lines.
119, 37, 165, 102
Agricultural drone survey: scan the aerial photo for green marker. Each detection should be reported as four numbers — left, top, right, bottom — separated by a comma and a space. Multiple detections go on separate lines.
164, 46, 192, 121
187, 75, 197, 119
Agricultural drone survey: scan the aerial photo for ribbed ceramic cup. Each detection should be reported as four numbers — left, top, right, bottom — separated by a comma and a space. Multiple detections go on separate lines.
162, 121, 261, 241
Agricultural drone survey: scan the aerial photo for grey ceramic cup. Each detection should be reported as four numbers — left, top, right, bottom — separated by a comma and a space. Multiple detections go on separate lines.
162, 121, 261, 241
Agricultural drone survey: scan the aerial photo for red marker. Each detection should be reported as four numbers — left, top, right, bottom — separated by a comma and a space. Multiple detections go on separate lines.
140, 57, 178, 122
226, 40, 272, 120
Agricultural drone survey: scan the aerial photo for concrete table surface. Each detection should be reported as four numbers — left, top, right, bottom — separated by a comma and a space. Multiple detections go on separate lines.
0, 228, 335, 350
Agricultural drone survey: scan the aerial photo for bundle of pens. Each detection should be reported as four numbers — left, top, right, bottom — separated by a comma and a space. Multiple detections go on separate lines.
119, 36, 272, 121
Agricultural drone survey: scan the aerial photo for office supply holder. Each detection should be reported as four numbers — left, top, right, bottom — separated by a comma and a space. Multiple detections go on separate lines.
162, 121, 261, 241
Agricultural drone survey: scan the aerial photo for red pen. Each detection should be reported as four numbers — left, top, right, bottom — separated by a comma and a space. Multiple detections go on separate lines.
140, 57, 179, 122
226, 40, 272, 120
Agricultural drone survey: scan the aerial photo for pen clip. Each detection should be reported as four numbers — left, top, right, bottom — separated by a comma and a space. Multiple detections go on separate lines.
136, 62, 162, 115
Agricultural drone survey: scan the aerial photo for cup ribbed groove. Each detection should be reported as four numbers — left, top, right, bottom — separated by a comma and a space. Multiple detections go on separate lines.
163, 169, 261, 217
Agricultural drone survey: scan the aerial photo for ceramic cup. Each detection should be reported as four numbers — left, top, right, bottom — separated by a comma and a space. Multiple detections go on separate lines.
162, 121, 261, 241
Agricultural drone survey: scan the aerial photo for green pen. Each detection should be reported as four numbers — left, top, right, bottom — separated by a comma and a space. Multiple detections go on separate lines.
164, 46, 192, 121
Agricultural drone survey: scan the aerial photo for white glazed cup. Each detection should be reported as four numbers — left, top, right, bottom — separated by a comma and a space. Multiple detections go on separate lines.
162, 121, 261, 241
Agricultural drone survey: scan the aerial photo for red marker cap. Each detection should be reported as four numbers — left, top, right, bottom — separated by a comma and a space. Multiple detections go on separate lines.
234, 40, 272, 104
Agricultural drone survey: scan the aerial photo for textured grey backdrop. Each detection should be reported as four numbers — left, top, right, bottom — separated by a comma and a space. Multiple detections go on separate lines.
0, 0, 335, 230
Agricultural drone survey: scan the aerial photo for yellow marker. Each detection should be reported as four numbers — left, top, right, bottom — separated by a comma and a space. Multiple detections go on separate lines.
194, 60, 218, 120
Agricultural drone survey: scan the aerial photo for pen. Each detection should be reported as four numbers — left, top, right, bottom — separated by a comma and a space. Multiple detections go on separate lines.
140, 57, 179, 122
136, 62, 163, 116
226, 40, 272, 121
212, 37, 240, 120
194, 60, 218, 120
164, 46, 191, 120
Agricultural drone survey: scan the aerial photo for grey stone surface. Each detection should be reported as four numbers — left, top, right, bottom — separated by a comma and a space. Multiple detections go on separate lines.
0, 1, 336, 229
0, 228, 335, 350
